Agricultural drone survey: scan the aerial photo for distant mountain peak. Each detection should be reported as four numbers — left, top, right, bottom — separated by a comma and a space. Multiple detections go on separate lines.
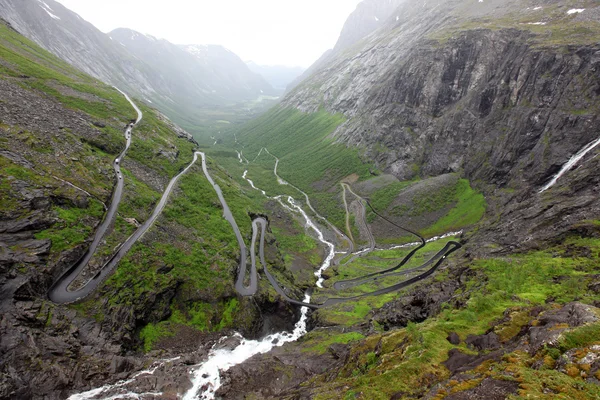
0, 0, 276, 126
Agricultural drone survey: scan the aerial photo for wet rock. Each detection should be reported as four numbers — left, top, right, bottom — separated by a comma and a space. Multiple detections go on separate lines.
443, 349, 503, 374
443, 378, 519, 400
214, 335, 243, 351
216, 344, 338, 400
0, 211, 55, 234
447, 332, 461, 345
328, 343, 350, 361
466, 332, 500, 351
529, 302, 599, 353
373, 281, 459, 329
540, 303, 599, 327
109, 356, 137, 374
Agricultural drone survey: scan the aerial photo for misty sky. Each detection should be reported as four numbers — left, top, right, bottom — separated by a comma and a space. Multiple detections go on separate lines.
54, 0, 362, 68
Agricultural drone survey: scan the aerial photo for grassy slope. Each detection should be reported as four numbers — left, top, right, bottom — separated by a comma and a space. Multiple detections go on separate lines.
430, 0, 600, 47
233, 107, 374, 229
307, 229, 600, 399
0, 22, 269, 349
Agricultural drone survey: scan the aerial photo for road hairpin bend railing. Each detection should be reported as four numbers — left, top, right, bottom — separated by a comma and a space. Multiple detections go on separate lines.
253, 202, 461, 310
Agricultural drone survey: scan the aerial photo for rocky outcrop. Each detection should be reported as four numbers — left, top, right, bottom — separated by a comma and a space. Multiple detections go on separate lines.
373, 278, 462, 330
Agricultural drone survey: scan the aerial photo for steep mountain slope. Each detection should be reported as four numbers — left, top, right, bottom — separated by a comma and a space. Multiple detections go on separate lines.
0, 0, 275, 131
109, 28, 275, 104
179, 44, 275, 97
0, 0, 159, 102
214, 0, 600, 397
0, 20, 303, 399
249, 0, 600, 248
287, 0, 405, 91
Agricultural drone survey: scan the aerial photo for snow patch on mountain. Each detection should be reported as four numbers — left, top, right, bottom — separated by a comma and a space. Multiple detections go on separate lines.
37, 0, 60, 20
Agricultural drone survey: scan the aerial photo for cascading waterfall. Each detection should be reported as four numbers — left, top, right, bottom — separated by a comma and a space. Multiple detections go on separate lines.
182, 158, 339, 399
276, 196, 335, 288
183, 295, 311, 400
67, 357, 180, 400
540, 136, 600, 193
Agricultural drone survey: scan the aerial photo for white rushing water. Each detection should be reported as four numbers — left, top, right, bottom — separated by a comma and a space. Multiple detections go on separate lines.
278, 196, 336, 288
68, 357, 180, 400
183, 294, 311, 400
242, 170, 266, 196
182, 159, 340, 399
241, 171, 335, 287
540, 136, 600, 193
382, 230, 464, 251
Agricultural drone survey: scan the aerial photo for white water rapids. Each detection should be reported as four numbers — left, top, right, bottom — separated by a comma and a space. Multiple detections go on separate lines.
183, 295, 311, 400
182, 158, 338, 399
67, 358, 180, 400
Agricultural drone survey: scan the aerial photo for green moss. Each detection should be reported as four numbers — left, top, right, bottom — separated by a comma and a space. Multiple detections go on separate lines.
140, 323, 174, 352
559, 323, 600, 353
303, 331, 365, 354
308, 233, 600, 399
422, 179, 486, 237
35, 200, 105, 253
139, 298, 242, 351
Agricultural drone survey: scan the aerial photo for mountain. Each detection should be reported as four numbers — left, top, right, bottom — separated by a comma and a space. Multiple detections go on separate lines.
246, 61, 305, 94
273, 0, 600, 248
214, 0, 600, 397
287, 0, 405, 91
332, 0, 407, 52
3, 0, 600, 398
0, 18, 301, 398
0, 0, 276, 131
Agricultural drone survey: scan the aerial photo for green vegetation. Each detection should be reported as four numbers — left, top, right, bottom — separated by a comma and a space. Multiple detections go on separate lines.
272, 224, 319, 265
307, 231, 600, 399
315, 236, 459, 327
368, 180, 416, 217
303, 331, 365, 354
35, 201, 105, 253
140, 298, 241, 351
422, 179, 486, 236
0, 20, 273, 352
365, 176, 486, 238
430, 1, 600, 47
232, 107, 374, 229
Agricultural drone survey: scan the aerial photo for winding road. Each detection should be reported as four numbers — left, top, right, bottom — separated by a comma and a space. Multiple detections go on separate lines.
219, 147, 463, 309
341, 183, 356, 245
199, 152, 258, 296
340, 182, 376, 266
260, 148, 354, 256
48, 91, 200, 304
48, 101, 462, 308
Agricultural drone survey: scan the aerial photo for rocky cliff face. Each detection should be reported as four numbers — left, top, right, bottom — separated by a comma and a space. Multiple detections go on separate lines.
283, 0, 600, 247
216, 3, 600, 396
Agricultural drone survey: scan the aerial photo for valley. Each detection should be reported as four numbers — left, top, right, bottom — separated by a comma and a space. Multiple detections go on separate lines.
1, 0, 600, 399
